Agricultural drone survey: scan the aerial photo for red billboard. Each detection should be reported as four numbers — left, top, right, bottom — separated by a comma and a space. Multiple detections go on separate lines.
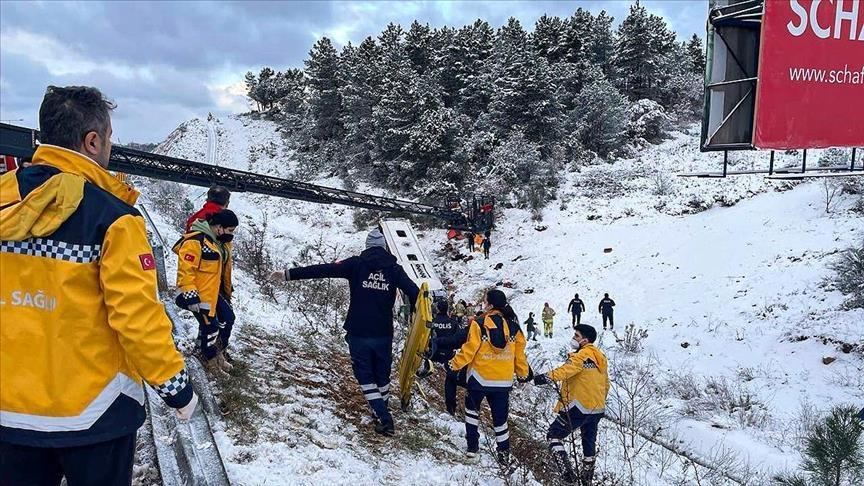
753, 0, 864, 149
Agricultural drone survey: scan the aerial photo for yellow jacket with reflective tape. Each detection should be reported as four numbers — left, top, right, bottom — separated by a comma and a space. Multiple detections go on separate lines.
449, 310, 530, 390
547, 344, 609, 414
172, 222, 233, 317
0, 145, 191, 447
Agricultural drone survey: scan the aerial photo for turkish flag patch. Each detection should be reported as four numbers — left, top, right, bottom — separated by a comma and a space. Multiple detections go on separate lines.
184, 254, 196, 262
139, 253, 156, 270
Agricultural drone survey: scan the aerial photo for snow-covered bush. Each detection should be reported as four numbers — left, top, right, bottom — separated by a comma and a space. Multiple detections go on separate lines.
616, 323, 649, 354
145, 180, 191, 230
628, 99, 671, 144
571, 68, 629, 158
828, 243, 864, 309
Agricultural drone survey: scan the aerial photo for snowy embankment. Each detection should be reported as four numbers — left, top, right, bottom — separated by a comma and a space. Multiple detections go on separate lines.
136, 114, 862, 485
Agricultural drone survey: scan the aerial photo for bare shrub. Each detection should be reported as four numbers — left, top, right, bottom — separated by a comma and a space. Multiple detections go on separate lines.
651, 171, 675, 196
147, 180, 191, 229
233, 213, 276, 300
615, 323, 649, 354
277, 237, 350, 336
821, 179, 844, 214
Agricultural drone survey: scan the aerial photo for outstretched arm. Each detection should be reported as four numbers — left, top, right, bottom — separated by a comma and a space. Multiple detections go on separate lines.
285, 257, 357, 281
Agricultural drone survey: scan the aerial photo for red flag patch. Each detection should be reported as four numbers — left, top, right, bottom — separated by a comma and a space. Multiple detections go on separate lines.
184, 254, 196, 262
139, 253, 156, 270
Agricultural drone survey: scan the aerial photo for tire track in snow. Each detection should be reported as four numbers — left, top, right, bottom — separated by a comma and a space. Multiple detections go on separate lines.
206, 117, 217, 166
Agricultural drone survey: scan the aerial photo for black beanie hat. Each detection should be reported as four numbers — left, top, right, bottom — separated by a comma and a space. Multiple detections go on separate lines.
436, 299, 449, 314
208, 209, 239, 228
574, 324, 598, 343
486, 289, 507, 309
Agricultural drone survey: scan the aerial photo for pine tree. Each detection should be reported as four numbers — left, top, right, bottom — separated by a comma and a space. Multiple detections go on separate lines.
405, 21, 434, 75
488, 18, 562, 153
244, 71, 260, 111
305, 37, 344, 141
374, 24, 421, 166
531, 15, 566, 64
458, 20, 495, 120
341, 37, 382, 169
588, 10, 616, 76
571, 67, 629, 157
686, 34, 706, 74
614, 2, 677, 103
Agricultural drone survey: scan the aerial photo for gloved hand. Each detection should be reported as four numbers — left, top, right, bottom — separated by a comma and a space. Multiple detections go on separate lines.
270, 269, 288, 281
533, 373, 551, 386
176, 291, 201, 313
444, 360, 458, 378
516, 366, 535, 384
175, 392, 199, 421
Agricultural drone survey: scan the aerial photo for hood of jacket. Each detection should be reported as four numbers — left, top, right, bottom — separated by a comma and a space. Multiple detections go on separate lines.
0, 145, 139, 242
359, 246, 397, 269
191, 218, 218, 241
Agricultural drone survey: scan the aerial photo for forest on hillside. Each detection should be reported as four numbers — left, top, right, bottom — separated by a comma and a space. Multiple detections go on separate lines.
243, 3, 705, 209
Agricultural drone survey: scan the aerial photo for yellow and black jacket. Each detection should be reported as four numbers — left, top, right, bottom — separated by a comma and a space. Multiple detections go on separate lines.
547, 344, 609, 414
0, 145, 192, 447
172, 219, 233, 317
449, 310, 530, 390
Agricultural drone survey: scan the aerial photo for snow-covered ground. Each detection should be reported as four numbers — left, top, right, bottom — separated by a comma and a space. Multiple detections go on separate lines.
136, 114, 862, 485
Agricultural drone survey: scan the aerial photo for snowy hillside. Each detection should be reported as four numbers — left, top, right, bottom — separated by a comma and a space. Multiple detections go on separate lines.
135, 114, 862, 486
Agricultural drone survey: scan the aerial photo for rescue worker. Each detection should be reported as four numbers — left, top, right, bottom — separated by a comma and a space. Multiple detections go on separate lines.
185, 185, 230, 232
568, 293, 586, 327
174, 209, 238, 374
454, 299, 468, 324
448, 289, 531, 465
0, 85, 196, 485
598, 293, 616, 330
525, 312, 539, 341
473, 233, 484, 252
466, 231, 475, 251
534, 324, 609, 485
429, 300, 468, 415
542, 302, 556, 338
482, 232, 491, 259
273, 229, 419, 436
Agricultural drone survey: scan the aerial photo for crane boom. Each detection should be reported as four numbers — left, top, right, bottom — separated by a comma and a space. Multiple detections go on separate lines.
0, 123, 493, 232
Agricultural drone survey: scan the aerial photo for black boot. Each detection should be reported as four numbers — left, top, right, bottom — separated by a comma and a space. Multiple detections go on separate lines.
496, 449, 510, 466
374, 418, 395, 436
553, 450, 577, 484
580, 457, 596, 486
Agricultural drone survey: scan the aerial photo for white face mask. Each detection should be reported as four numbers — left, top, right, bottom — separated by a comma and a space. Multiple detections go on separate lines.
571, 337, 583, 350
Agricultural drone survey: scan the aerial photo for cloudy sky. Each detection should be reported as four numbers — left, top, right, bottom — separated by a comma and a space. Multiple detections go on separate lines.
0, 1, 707, 144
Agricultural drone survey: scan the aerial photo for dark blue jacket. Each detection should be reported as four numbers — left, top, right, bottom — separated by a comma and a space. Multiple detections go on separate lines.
430, 315, 467, 362
288, 247, 420, 338
598, 297, 616, 315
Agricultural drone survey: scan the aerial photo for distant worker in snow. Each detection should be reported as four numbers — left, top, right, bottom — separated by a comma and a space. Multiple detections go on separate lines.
482, 232, 491, 259
533, 324, 609, 486
448, 289, 531, 465
568, 293, 586, 327
185, 185, 230, 232
598, 293, 616, 330
542, 302, 556, 338
525, 312, 539, 341
0, 85, 196, 486
429, 300, 469, 415
474, 233, 484, 253
466, 231, 475, 252
454, 299, 468, 324
273, 229, 419, 436
174, 210, 238, 374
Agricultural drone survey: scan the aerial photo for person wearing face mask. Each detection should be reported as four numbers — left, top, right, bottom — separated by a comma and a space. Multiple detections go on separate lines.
174, 209, 238, 374
533, 324, 609, 486
447, 289, 531, 465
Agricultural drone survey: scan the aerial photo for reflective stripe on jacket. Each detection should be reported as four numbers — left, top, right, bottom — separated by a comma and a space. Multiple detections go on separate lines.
0, 145, 192, 447
449, 310, 530, 390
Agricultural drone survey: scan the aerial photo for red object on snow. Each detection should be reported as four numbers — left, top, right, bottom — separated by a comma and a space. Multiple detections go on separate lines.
1, 155, 18, 174
447, 229, 462, 240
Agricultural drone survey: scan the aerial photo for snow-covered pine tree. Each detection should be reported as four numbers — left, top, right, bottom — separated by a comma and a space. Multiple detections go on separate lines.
305, 37, 344, 141
614, 2, 677, 104
488, 18, 562, 155
458, 20, 495, 120
340, 37, 382, 170
531, 14, 566, 64
571, 67, 629, 157
244, 71, 260, 111
687, 34, 706, 74
588, 10, 616, 77
405, 21, 434, 76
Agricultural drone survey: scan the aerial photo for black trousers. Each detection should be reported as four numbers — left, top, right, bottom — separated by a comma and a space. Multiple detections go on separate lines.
602, 313, 614, 329
0, 433, 136, 486
345, 334, 393, 423
465, 388, 510, 452
571, 312, 582, 326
